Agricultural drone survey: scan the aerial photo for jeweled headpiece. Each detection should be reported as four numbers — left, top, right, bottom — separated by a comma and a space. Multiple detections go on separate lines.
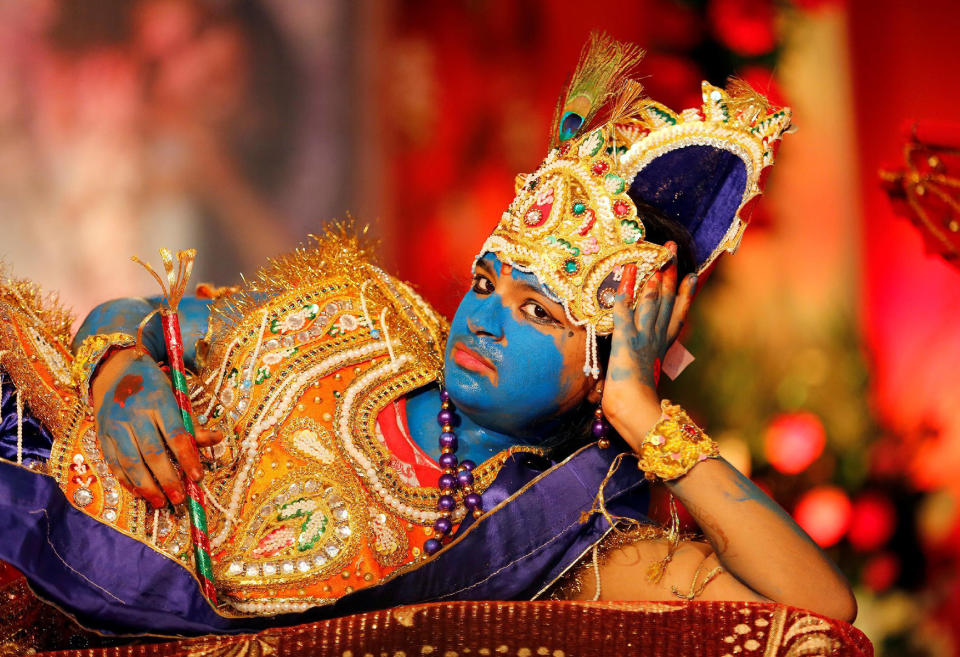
478, 34, 793, 376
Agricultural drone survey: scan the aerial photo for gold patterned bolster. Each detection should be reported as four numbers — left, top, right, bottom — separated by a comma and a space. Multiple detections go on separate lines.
2, 600, 869, 656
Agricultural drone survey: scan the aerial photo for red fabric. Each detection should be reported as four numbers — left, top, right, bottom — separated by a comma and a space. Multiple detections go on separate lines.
376, 398, 443, 487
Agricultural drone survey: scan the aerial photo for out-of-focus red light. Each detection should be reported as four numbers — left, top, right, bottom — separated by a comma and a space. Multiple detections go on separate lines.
764, 411, 827, 475
848, 493, 897, 552
862, 552, 900, 593
793, 486, 853, 547
708, 0, 777, 57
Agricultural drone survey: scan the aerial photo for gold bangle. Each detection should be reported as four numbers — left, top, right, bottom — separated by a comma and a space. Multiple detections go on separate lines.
636, 400, 719, 481
72, 332, 137, 403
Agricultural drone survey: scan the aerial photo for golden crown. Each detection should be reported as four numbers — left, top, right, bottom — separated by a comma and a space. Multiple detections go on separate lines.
477, 35, 793, 376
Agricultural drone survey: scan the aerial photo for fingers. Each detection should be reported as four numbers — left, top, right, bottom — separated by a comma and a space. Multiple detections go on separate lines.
608, 264, 639, 373
98, 434, 137, 495
195, 426, 224, 447
616, 263, 638, 302
612, 264, 639, 337
633, 267, 663, 337
167, 431, 204, 483
655, 243, 679, 339
129, 415, 186, 505
667, 273, 698, 344
153, 393, 204, 482
102, 425, 167, 509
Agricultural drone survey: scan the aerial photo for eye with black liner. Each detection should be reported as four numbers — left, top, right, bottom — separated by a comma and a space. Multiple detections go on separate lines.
520, 300, 562, 327
471, 273, 495, 295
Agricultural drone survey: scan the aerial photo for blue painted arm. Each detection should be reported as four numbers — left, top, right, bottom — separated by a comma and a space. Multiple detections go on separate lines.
72, 296, 212, 369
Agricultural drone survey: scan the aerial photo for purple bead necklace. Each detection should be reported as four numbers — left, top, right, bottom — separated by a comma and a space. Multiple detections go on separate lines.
423, 390, 480, 556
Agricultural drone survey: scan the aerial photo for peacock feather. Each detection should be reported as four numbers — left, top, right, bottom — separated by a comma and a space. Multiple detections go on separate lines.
550, 33, 646, 147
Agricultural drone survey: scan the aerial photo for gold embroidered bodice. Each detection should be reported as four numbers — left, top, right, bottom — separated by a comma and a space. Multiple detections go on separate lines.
12, 233, 524, 615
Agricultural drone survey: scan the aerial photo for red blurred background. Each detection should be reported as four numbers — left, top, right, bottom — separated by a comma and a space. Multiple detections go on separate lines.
1, 0, 959, 653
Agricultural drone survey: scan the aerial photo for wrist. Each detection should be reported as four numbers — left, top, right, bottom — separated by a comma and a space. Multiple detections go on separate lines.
663, 454, 725, 493
90, 346, 141, 401
73, 333, 138, 404
603, 385, 662, 446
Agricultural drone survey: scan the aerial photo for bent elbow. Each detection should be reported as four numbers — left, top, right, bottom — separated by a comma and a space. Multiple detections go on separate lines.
835, 588, 858, 624
818, 585, 858, 624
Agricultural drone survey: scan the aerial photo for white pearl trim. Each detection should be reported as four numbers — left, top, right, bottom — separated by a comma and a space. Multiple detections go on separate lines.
210, 341, 389, 548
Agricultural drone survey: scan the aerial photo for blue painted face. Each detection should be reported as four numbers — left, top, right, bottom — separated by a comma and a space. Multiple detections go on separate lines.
443, 253, 593, 440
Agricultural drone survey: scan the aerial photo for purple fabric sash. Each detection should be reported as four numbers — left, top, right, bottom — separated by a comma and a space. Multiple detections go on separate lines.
0, 371, 53, 466
0, 376, 650, 636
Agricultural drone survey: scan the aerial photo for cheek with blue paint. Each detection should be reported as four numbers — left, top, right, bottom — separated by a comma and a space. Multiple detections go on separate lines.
443, 256, 587, 439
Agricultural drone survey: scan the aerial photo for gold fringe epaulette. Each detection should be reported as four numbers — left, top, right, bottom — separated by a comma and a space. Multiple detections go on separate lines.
205, 222, 381, 354
0, 267, 80, 441
199, 221, 448, 391
0, 266, 74, 347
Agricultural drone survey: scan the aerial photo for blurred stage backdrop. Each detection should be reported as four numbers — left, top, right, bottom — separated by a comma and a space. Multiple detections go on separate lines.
1, 0, 959, 654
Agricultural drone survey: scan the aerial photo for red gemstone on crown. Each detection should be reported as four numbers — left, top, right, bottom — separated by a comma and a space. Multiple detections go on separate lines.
613, 200, 630, 217
524, 203, 551, 227
592, 161, 609, 175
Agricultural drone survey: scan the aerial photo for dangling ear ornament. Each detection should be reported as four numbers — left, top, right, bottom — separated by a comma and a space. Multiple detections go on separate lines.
592, 406, 611, 449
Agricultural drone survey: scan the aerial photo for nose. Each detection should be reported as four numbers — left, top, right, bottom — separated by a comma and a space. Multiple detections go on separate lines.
466, 295, 505, 340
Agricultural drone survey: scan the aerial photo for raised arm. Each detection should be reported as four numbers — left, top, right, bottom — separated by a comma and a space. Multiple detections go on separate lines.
597, 243, 857, 622
72, 296, 221, 508
72, 295, 213, 369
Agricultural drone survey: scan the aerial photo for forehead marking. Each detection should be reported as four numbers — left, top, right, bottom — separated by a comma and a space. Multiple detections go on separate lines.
476, 253, 563, 303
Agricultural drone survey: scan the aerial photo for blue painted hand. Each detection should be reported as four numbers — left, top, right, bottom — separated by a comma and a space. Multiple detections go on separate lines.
90, 349, 222, 508
601, 242, 698, 450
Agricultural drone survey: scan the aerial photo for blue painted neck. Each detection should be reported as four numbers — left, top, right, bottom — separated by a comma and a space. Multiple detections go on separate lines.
403, 384, 580, 464
404, 385, 514, 464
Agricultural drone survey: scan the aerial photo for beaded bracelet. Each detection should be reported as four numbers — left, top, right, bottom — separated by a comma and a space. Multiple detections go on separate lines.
636, 400, 720, 481
72, 332, 137, 403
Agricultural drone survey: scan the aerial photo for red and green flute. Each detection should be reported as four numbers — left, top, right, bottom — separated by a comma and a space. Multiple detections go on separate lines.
160, 309, 217, 604
134, 249, 217, 605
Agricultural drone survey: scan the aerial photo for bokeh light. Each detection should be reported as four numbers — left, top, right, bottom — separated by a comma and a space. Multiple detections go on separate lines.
764, 411, 827, 475
862, 552, 901, 593
848, 493, 897, 552
794, 485, 853, 547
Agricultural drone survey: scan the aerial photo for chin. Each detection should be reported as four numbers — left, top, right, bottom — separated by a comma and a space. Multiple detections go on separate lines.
442, 361, 492, 412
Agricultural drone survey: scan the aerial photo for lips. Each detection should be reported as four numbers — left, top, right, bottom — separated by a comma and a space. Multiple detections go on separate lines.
452, 342, 497, 379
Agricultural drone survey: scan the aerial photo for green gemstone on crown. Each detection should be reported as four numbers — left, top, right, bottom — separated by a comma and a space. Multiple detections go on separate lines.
572, 202, 586, 216
604, 173, 626, 195
648, 106, 678, 126
580, 130, 604, 156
